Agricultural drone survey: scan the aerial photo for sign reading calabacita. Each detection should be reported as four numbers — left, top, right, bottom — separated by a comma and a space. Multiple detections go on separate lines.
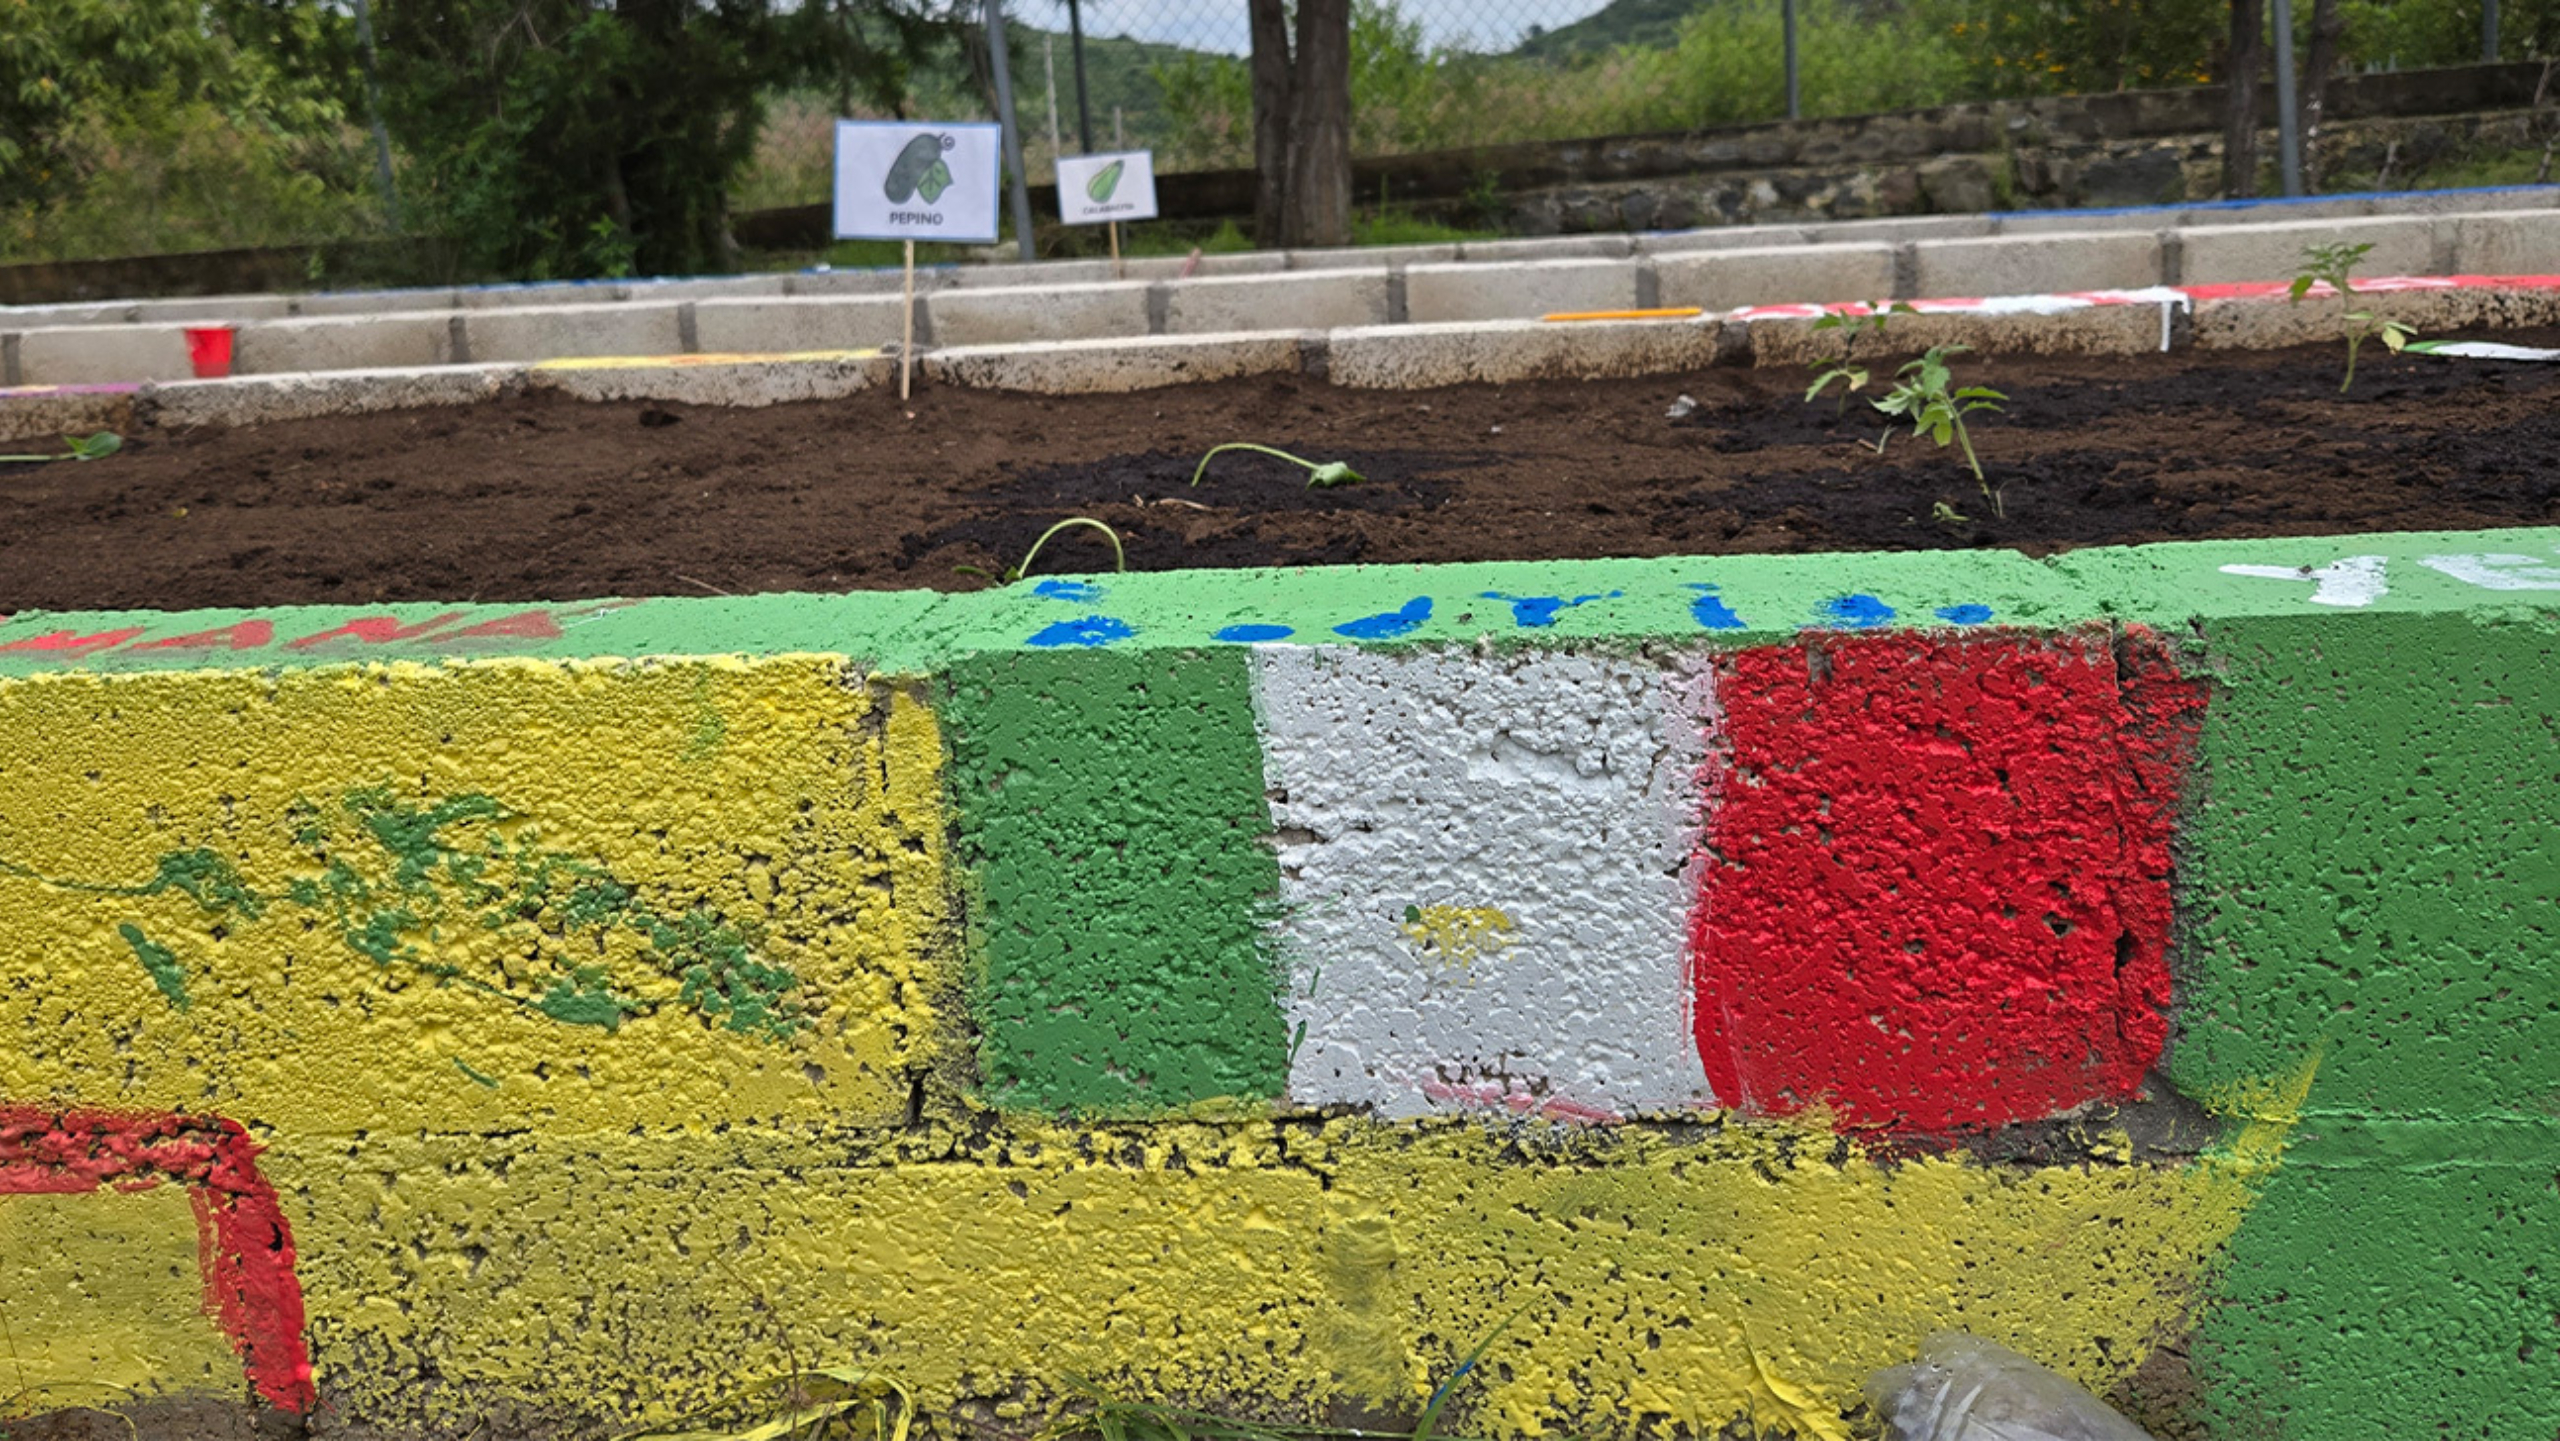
1054, 150, 1160, 226
834, 120, 1003, 243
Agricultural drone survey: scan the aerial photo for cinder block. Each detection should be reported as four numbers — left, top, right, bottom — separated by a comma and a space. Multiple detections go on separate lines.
1458, 234, 1637, 262
292, 287, 460, 316
462, 303, 685, 362
924, 331, 1314, 394
1748, 301, 2167, 366
14, 324, 197, 384
1289, 243, 1452, 272
693, 296, 906, 353
967, 258, 1123, 289
1, 301, 139, 326
1164, 271, 1389, 334
925, 282, 1149, 347
1802, 214, 1995, 244
456, 280, 630, 310
1912, 230, 2165, 298
1326, 316, 1720, 388
785, 267, 920, 298
1403, 258, 1640, 323
630, 274, 792, 302
1655, 243, 1897, 310
2178, 215, 2438, 286
1639, 226, 1815, 256
0, 387, 136, 443
145, 364, 526, 428
234, 312, 458, 375
2452, 209, 2560, 275
2192, 283, 2560, 349
131, 295, 295, 323
527, 353, 888, 406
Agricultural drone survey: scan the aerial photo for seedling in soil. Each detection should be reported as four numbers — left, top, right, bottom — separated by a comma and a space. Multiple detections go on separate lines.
1190, 442, 1363, 489
2289, 241, 2416, 392
956, 517, 1129, 585
1803, 303, 1916, 410
0, 431, 122, 464
1872, 344, 2009, 517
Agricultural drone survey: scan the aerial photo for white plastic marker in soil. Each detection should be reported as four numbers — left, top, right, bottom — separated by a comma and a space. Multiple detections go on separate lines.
835, 120, 1001, 399
1055, 150, 1157, 278
1254, 646, 1715, 1121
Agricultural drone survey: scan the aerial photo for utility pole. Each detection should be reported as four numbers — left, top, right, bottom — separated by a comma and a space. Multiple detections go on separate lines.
1783, 0, 1800, 120
1067, 0, 1096, 152
2271, 0, 2304, 196
985, 0, 1038, 260
353, 0, 401, 230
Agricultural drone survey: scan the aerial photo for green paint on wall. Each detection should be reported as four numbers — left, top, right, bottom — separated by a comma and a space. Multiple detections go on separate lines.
117, 923, 190, 1012
943, 646, 1286, 1110
453, 1057, 502, 1088
2172, 612, 2560, 1440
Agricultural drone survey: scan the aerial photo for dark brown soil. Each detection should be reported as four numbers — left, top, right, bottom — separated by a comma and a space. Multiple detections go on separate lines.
4, 332, 2557, 612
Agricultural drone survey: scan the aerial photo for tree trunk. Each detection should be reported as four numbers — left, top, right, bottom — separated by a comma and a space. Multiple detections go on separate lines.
2222, 0, 2266, 198
2301, 0, 2342, 191
1249, 0, 1294, 248
1284, 0, 1352, 248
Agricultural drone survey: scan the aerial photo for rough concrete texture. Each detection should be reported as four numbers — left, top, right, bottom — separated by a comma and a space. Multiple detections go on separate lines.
2177, 213, 2439, 286
1654, 242, 1897, 310
1256, 645, 1713, 1120
1746, 300, 2170, 366
126, 295, 296, 324
145, 363, 526, 429
14, 325, 198, 385
524, 352, 887, 406
1, 530, 2554, 1441
2453, 210, 2560, 275
1327, 316, 1721, 387
1913, 229, 2167, 297
287, 287, 461, 317
0, 386, 134, 443
1164, 271, 1391, 334
921, 331, 1314, 394
691, 294, 907, 354
924, 281, 1151, 347
233, 312, 457, 375
461, 302, 683, 362
2189, 282, 2560, 350
1403, 257, 1641, 322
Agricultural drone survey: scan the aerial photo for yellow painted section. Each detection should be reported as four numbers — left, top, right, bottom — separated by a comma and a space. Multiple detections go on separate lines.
0, 658, 950, 1136
264, 1109, 2283, 1438
0, 1187, 240, 1410
1399, 906, 1516, 968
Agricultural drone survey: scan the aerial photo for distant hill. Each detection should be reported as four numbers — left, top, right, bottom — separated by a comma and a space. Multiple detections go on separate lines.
1010, 24, 1220, 146
1509, 0, 1715, 61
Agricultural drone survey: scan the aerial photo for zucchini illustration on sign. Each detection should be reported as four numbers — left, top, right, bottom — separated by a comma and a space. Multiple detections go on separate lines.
884, 133, 955, 205
1086, 158, 1124, 203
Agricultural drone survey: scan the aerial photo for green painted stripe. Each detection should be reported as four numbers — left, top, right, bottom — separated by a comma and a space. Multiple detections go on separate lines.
941, 645, 1285, 1111
2170, 608, 2560, 1441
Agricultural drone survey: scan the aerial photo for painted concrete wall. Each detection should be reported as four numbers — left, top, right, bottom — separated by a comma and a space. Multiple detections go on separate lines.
0, 530, 2556, 1440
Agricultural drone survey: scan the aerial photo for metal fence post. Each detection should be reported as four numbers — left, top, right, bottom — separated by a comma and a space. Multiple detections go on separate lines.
985, 0, 1039, 261
2271, 0, 2304, 196
1783, 0, 1801, 120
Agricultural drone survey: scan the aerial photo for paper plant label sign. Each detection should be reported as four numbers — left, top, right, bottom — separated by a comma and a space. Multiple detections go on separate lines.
834, 121, 1003, 243
1056, 150, 1160, 225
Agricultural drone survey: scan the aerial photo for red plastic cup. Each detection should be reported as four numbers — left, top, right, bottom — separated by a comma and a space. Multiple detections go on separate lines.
183, 326, 236, 379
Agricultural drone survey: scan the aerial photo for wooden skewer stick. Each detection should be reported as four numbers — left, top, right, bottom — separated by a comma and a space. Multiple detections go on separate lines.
900, 238, 916, 402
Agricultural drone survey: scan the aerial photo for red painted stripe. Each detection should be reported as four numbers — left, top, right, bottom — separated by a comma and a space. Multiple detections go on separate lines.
0, 1107, 315, 1412
1689, 627, 2205, 1134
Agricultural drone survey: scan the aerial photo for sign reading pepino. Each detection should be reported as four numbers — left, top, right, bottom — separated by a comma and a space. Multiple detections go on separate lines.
1054, 149, 1159, 226
833, 120, 1001, 243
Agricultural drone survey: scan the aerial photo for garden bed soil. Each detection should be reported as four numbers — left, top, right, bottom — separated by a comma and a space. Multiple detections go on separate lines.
3, 331, 2557, 613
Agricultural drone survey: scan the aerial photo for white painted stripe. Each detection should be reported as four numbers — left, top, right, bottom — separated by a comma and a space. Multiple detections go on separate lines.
1252, 645, 1713, 1120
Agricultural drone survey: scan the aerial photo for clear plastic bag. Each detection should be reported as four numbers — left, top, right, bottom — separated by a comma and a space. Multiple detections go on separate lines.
1864, 1333, 2156, 1441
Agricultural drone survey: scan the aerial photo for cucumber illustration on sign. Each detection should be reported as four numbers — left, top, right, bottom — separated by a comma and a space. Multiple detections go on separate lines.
1086, 158, 1126, 203
883, 132, 955, 205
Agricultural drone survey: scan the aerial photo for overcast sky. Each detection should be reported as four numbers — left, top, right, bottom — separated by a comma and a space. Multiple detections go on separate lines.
1021, 0, 1616, 57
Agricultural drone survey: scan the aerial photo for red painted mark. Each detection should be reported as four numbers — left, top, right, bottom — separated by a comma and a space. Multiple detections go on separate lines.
128, 620, 277, 653
441, 609, 564, 643
0, 1107, 315, 1412
0, 626, 146, 657
1689, 627, 2205, 1135
284, 612, 468, 650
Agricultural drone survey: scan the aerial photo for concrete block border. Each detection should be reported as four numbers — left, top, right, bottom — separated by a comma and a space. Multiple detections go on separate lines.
0, 525, 2554, 1440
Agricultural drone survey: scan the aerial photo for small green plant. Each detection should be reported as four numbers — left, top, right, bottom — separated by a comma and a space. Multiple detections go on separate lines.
1803, 303, 1915, 409
954, 518, 1129, 585
1190, 443, 1363, 489
1930, 500, 1971, 526
0, 431, 122, 464
2290, 241, 2417, 392
1872, 344, 2009, 517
